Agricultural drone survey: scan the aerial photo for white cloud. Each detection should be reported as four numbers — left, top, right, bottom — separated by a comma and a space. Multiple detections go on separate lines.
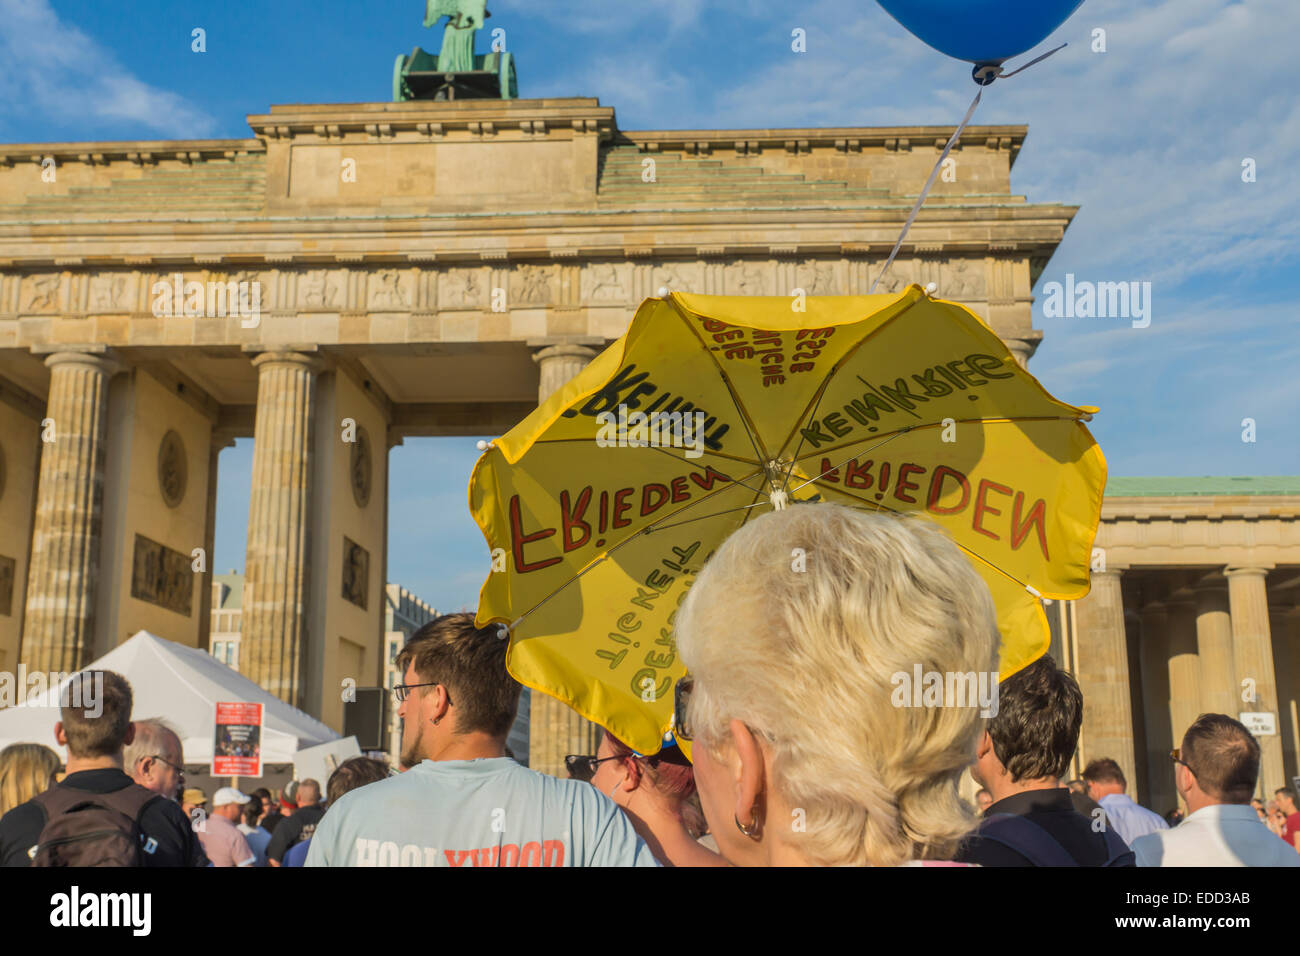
0, 0, 215, 138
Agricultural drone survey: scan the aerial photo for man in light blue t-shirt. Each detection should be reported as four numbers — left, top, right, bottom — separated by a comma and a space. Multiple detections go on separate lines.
307, 613, 658, 868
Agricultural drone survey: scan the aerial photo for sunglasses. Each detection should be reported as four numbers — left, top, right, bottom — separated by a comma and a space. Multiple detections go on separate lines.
1170, 748, 1198, 777
674, 675, 694, 742
563, 754, 624, 782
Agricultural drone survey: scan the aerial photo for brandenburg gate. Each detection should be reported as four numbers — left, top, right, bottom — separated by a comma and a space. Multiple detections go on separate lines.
0, 93, 1294, 795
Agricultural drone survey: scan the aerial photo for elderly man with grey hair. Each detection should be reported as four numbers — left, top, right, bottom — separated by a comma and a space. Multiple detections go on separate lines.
124, 718, 186, 801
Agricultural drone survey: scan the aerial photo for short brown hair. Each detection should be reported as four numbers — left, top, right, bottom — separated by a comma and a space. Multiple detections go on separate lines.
1082, 757, 1126, 789
1182, 714, 1258, 803
988, 656, 1083, 782
61, 671, 132, 759
396, 613, 521, 737
326, 757, 390, 805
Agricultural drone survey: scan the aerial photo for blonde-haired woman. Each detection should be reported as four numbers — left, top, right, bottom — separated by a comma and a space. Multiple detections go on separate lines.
673, 503, 1000, 866
0, 743, 61, 816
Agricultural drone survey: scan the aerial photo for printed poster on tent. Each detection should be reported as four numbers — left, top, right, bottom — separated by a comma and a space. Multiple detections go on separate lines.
213, 702, 262, 777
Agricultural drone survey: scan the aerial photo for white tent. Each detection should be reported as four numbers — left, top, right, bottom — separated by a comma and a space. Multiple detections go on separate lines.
0, 631, 338, 764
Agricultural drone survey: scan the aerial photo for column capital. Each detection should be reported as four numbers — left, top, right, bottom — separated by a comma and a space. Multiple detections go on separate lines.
1002, 330, 1043, 368
38, 346, 125, 377
1224, 564, 1274, 578
530, 342, 600, 366
247, 348, 323, 373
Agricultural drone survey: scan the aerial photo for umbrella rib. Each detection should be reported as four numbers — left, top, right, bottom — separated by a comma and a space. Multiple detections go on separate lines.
788, 414, 1089, 470
777, 368, 838, 498
664, 296, 772, 470
833, 495, 1040, 597
788, 426, 915, 494
625, 439, 768, 498
503, 469, 764, 633
528, 435, 758, 467
642, 499, 770, 534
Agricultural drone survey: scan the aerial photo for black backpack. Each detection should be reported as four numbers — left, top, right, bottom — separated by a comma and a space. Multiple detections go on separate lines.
977, 812, 1135, 867
30, 783, 161, 867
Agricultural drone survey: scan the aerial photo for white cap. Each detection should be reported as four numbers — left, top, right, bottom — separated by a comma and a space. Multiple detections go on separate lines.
213, 786, 251, 807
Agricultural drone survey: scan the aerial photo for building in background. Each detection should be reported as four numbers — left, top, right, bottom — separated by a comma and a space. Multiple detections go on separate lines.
210, 574, 437, 764
210, 571, 244, 669
382, 584, 438, 761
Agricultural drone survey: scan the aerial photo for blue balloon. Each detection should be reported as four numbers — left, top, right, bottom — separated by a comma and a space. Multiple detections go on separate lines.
875, 0, 1085, 65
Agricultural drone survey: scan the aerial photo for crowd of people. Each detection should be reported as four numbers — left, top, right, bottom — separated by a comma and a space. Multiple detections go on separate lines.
0, 504, 1297, 867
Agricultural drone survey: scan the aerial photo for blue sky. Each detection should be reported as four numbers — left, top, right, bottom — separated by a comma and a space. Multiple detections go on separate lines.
2, 0, 1296, 613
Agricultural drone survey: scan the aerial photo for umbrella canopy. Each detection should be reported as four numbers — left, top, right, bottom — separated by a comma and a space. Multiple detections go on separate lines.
470, 285, 1105, 754
0, 630, 338, 764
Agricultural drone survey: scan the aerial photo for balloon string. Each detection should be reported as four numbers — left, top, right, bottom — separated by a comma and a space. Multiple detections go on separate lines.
869, 42, 1067, 294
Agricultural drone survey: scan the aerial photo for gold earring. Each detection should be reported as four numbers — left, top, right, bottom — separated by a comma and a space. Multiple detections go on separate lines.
735, 811, 760, 838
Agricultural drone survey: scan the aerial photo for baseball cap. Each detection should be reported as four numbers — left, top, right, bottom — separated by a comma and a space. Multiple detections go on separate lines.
282, 780, 300, 804
213, 786, 251, 807
182, 787, 208, 806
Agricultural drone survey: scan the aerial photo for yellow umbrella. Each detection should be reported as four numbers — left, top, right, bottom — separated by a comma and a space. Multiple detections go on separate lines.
469, 285, 1105, 755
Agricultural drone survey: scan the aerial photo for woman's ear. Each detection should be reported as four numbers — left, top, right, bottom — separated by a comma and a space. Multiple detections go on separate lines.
622, 757, 642, 792
730, 719, 766, 831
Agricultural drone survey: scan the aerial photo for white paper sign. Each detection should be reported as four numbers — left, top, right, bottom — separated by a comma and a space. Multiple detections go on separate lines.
1239, 712, 1276, 736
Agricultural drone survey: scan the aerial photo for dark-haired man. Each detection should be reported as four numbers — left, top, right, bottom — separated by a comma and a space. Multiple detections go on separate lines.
1133, 715, 1299, 866
307, 613, 658, 867
956, 656, 1134, 866
0, 671, 208, 867
1084, 756, 1167, 845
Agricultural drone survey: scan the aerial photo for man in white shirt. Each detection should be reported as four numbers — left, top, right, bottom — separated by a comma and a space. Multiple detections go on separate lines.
1133, 714, 1300, 867
1083, 757, 1167, 845
307, 612, 658, 867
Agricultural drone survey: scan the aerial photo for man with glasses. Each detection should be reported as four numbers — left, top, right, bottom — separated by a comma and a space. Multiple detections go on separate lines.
306, 612, 657, 867
1133, 714, 1300, 867
124, 717, 186, 801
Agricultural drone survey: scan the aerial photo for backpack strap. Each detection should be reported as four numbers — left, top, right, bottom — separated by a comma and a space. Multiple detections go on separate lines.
33, 783, 163, 837
1099, 826, 1137, 867
977, 813, 1078, 867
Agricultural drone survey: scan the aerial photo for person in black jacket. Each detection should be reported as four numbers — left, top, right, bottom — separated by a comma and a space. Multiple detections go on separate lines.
955, 656, 1134, 866
266, 778, 324, 865
0, 671, 208, 867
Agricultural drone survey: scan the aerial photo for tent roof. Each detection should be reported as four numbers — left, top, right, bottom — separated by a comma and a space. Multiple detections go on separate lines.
0, 631, 338, 765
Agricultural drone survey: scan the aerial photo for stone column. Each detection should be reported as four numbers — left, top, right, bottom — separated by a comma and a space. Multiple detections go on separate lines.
198, 432, 236, 654
1003, 335, 1040, 369
1226, 565, 1284, 794
1195, 581, 1237, 716
528, 343, 600, 776
21, 350, 121, 672
533, 344, 597, 399
241, 351, 319, 710
1139, 601, 1176, 812
1269, 605, 1298, 787
1165, 599, 1202, 754
1073, 567, 1138, 789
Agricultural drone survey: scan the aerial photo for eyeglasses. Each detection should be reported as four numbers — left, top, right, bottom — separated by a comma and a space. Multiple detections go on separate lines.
563, 754, 625, 783
673, 675, 694, 742
394, 681, 452, 705
1169, 749, 1197, 777
150, 754, 184, 783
